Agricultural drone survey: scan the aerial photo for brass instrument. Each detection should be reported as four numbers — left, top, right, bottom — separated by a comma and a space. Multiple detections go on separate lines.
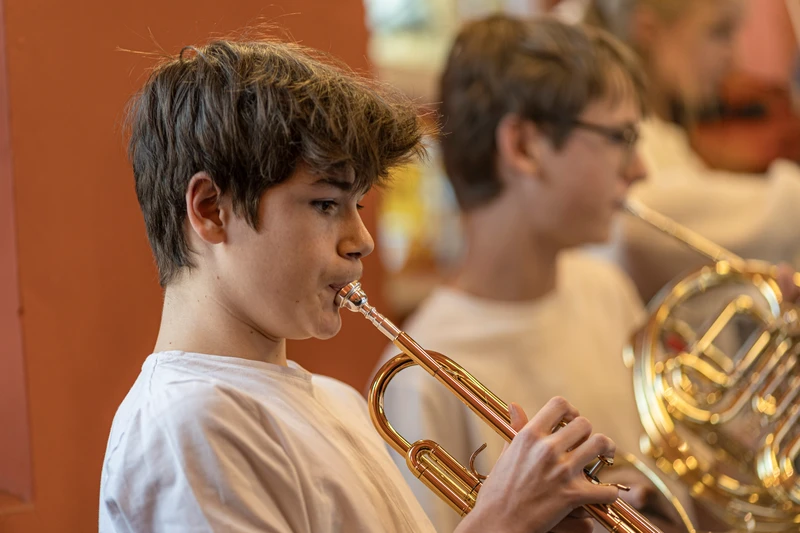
623, 199, 800, 532
336, 281, 670, 533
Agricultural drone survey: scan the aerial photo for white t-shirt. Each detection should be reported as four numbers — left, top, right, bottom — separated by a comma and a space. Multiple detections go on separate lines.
601, 117, 800, 299
372, 251, 690, 533
99, 351, 435, 533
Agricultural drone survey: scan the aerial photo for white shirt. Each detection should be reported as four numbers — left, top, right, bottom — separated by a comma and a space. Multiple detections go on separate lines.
602, 117, 800, 299
99, 351, 435, 533
372, 251, 691, 532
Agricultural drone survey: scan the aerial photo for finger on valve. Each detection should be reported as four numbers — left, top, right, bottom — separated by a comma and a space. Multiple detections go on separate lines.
527, 396, 581, 437
569, 433, 616, 469
550, 416, 593, 451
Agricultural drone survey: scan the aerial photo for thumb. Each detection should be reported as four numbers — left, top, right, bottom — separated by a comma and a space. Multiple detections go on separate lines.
510, 402, 529, 432
499, 403, 529, 458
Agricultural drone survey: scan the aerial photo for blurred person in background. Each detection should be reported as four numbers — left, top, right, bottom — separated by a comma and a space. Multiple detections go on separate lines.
581, 0, 800, 302
370, 14, 701, 533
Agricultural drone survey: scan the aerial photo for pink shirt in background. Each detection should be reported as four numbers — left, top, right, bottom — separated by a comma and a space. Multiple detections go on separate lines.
735, 0, 798, 85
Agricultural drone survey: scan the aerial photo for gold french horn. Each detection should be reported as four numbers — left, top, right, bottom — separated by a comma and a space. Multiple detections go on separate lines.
623, 198, 800, 532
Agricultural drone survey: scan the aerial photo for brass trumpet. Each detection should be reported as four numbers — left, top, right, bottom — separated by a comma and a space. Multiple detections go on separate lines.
336, 281, 668, 533
623, 199, 800, 532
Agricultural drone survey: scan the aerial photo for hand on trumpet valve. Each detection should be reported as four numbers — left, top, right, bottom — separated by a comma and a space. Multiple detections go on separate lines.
592, 467, 651, 511
460, 397, 619, 533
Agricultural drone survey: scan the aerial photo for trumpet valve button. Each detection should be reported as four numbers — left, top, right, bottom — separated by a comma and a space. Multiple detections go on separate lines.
586, 455, 613, 478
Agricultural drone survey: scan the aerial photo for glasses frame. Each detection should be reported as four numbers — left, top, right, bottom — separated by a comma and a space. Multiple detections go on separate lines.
539, 116, 640, 173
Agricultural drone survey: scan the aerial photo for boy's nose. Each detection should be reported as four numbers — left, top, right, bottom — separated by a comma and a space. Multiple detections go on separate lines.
340, 213, 374, 260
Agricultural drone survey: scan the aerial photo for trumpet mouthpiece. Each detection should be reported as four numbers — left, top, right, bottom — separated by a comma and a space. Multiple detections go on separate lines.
620, 198, 641, 216
336, 281, 367, 311
336, 281, 402, 339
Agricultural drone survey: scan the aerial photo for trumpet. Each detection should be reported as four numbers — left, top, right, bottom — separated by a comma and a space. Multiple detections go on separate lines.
623, 199, 800, 532
336, 281, 669, 533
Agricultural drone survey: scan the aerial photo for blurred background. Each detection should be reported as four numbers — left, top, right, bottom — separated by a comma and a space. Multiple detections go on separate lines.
0, 0, 796, 530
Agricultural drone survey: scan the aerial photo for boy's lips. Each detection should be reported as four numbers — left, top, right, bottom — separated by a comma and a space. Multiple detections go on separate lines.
328, 277, 360, 298
329, 282, 352, 292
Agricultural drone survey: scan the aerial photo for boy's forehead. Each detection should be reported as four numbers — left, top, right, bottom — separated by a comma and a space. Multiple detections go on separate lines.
586, 94, 642, 120
290, 164, 369, 194
583, 93, 641, 121
583, 71, 643, 123
311, 169, 356, 189
287, 163, 348, 185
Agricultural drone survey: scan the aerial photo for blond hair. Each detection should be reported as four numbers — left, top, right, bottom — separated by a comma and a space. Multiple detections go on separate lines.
584, 0, 693, 41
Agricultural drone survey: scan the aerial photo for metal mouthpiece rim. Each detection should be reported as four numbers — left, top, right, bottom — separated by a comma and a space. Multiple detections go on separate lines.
336, 281, 366, 311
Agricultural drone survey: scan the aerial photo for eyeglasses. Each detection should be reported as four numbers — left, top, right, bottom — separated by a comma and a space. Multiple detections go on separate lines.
569, 119, 639, 148
540, 117, 640, 173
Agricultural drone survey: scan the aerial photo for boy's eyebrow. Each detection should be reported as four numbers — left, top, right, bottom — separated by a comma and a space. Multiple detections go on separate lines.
312, 177, 355, 192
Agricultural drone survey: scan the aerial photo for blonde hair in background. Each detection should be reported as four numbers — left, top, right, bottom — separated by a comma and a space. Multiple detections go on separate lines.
583, 0, 693, 41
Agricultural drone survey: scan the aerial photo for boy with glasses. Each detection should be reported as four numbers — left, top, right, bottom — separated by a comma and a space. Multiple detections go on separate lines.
371, 15, 689, 532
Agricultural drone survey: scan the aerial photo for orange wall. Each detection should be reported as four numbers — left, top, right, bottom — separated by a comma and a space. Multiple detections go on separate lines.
0, 1, 387, 532
0, 0, 30, 504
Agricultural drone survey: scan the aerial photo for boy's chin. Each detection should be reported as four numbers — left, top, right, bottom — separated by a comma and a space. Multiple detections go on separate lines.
312, 315, 343, 340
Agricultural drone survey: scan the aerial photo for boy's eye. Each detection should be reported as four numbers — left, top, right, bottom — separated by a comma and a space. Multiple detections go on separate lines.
312, 199, 365, 213
313, 200, 337, 213
610, 127, 638, 147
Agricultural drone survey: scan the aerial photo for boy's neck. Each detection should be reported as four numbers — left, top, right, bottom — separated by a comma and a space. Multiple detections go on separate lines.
153, 279, 288, 366
450, 200, 561, 302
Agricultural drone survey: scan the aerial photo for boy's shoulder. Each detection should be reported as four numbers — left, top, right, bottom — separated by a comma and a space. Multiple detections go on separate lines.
107, 352, 370, 447
116, 352, 261, 419
312, 373, 365, 408
100, 353, 313, 532
104, 353, 306, 459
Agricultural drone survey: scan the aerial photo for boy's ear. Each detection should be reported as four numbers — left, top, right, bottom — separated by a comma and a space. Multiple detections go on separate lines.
496, 113, 543, 181
185, 171, 227, 245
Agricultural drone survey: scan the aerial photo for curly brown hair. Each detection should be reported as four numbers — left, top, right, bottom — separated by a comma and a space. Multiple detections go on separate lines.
127, 39, 426, 286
